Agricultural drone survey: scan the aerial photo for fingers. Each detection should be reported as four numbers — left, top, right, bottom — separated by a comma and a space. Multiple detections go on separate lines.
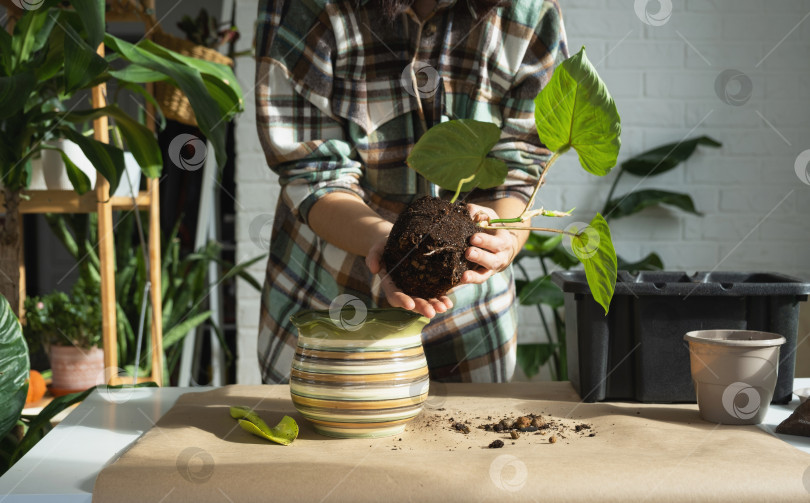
379, 272, 415, 311
462, 267, 495, 285
466, 243, 510, 272
365, 240, 386, 274
378, 267, 454, 318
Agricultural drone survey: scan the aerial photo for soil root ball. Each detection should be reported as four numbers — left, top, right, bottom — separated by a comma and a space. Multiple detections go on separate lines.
382, 196, 477, 298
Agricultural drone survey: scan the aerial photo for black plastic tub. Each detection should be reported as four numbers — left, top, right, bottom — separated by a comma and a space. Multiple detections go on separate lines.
551, 271, 810, 403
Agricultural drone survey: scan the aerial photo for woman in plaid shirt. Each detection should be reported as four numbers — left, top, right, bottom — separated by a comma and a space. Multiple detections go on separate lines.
255, 0, 568, 383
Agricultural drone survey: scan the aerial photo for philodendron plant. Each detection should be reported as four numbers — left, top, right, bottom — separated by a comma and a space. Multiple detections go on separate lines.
0, 0, 244, 312
389, 47, 621, 313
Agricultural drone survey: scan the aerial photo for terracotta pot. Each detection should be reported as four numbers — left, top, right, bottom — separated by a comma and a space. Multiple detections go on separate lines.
684, 330, 786, 425
290, 307, 430, 438
49, 345, 105, 396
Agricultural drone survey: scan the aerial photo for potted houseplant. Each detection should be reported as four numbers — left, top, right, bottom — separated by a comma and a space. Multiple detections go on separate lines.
22, 278, 104, 396
0, 0, 244, 314
382, 47, 621, 314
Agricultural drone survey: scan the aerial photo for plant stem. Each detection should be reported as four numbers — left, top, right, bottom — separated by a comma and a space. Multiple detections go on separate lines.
479, 223, 579, 237
450, 174, 476, 203
489, 216, 523, 224
519, 150, 560, 220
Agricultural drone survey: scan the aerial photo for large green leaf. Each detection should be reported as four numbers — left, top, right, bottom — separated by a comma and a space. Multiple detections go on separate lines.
63, 106, 162, 178
621, 136, 722, 177
162, 311, 211, 349
59, 150, 92, 194
11, 7, 54, 69
604, 189, 700, 219
60, 128, 124, 193
571, 214, 617, 314
0, 296, 28, 442
516, 343, 556, 379
0, 73, 35, 119
63, 23, 108, 92
407, 119, 508, 192
618, 252, 664, 273
108, 65, 170, 83
137, 39, 243, 107
534, 47, 621, 176
103, 34, 235, 168
70, 0, 105, 49
517, 276, 564, 308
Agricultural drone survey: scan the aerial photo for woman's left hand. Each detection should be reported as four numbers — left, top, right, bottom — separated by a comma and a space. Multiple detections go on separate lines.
461, 203, 521, 284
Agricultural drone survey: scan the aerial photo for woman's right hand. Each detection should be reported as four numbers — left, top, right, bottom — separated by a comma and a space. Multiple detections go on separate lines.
366, 235, 453, 319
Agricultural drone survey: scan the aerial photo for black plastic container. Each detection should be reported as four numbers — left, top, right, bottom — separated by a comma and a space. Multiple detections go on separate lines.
551, 271, 810, 403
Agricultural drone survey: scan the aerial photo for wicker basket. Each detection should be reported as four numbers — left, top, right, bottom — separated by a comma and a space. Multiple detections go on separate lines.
152, 29, 233, 127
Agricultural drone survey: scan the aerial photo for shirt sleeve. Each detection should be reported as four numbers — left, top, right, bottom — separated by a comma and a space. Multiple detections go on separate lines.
255, 0, 365, 225
467, 0, 569, 206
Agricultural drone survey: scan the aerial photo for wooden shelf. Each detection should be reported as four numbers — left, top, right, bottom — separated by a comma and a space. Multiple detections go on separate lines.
5, 190, 153, 213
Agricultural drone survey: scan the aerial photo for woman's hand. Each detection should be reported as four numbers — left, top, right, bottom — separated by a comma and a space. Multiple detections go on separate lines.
461, 203, 521, 285
366, 235, 454, 319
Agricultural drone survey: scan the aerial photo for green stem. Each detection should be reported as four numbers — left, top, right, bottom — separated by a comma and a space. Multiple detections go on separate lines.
519, 150, 561, 221
450, 174, 476, 203
479, 223, 579, 237
489, 216, 523, 224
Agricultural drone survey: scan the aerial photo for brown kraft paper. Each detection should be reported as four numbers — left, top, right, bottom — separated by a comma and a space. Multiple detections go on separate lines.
93, 383, 810, 502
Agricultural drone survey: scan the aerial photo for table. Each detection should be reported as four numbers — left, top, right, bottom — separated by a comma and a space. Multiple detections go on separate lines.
1, 380, 808, 502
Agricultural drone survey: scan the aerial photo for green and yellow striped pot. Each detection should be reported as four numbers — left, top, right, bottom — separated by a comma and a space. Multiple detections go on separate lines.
290, 307, 430, 438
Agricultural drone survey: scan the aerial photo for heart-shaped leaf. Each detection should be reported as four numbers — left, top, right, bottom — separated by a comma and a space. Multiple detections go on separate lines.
534, 47, 621, 176
407, 119, 508, 193
569, 214, 617, 314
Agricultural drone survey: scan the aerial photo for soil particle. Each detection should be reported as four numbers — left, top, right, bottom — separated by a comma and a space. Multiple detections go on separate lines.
383, 196, 477, 298
514, 416, 532, 429
549, 436, 557, 444
510, 431, 520, 440
488, 440, 504, 449
453, 423, 471, 434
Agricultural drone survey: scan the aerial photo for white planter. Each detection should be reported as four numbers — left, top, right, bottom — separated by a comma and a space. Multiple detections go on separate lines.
39, 140, 141, 195
41, 139, 97, 191
112, 152, 142, 198
28, 155, 47, 190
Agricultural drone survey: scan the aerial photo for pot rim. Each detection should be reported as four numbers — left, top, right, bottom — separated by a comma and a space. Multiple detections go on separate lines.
684, 329, 786, 347
290, 307, 429, 330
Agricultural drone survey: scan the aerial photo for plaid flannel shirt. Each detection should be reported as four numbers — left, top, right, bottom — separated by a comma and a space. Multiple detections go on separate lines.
255, 0, 568, 383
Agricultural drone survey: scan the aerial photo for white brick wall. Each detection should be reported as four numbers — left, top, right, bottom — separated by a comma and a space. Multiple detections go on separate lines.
234, 0, 810, 383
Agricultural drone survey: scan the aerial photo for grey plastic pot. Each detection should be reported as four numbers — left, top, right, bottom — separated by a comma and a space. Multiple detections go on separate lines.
684, 330, 786, 425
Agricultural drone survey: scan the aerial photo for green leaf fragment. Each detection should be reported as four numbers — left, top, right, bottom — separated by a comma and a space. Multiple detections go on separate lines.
534, 46, 621, 176
407, 119, 508, 192
571, 214, 617, 315
621, 136, 721, 178
229, 406, 298, 446
517, 276, 564, 308
604, 189, 700, 219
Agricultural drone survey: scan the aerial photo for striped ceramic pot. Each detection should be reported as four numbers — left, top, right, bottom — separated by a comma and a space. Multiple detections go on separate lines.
290, 307, 430, 438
